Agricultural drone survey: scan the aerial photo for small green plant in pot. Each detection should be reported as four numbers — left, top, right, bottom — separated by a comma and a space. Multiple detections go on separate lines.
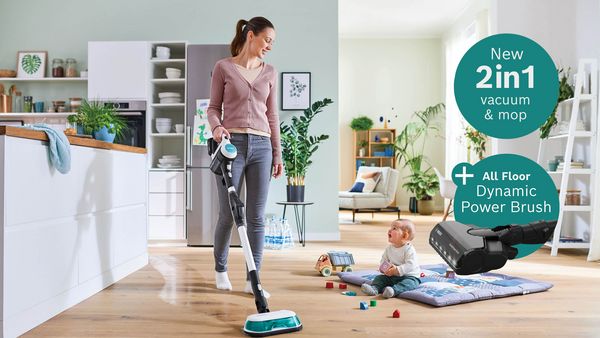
68, 100, 127, 143
358, 140, 368, 157
402, 169, 439, 215
539, 68, 574, 138
280, 98, 332, 202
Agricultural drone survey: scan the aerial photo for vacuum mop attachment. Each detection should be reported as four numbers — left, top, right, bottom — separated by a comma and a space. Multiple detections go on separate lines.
208, 138, 302, 337
429, 220, 556, 275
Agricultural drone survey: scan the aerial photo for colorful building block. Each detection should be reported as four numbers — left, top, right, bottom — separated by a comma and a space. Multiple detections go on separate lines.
339, 283, 347, 289
342, 291, 356, 296
369, 300, 377, 307
359, 301, 369, 310
445, 268, 456, 279
420, 272, 426, 278
392, 309, 400, 318
326, 281, 334, 288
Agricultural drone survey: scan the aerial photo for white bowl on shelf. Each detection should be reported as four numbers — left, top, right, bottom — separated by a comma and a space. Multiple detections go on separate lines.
156, 118, 172, 123
157, 163, 182, 168
158, 92, 181, 99
156, 125, 172, 133
165, 68, 182, 79
156, 46, 170, 59
161, 155, 179, 159
160, 97, 182, 104
158, 158, 181, 165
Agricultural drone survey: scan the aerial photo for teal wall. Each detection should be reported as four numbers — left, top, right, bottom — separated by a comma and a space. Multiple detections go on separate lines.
0, 0, 340, 239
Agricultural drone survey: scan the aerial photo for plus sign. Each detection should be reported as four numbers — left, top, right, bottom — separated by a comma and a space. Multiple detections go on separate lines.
455, 166, 474, 185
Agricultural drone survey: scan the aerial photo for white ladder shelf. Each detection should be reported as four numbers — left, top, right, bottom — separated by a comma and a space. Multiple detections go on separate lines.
537, 59, 598, 256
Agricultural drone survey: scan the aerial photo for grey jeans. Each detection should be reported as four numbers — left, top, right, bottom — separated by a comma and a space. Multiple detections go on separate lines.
213, 133, 273, 273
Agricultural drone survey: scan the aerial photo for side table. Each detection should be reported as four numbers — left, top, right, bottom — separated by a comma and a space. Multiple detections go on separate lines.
276, 201, 313, 247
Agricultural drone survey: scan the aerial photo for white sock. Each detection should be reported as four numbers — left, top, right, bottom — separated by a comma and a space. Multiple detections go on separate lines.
382, 286, 395, 298
361, 283, 378, 296
215, 271, 232, 291
245, 280, 271, 299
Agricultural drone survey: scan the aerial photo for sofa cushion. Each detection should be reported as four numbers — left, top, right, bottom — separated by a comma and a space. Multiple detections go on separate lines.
349, 171, 381, 193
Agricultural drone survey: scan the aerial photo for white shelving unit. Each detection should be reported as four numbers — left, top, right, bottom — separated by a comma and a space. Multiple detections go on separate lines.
147, 41, 187, 240
537, 59, 598, 256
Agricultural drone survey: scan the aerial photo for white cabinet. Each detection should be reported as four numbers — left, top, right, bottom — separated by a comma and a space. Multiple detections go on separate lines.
88, 41, 149, 100
147, 41, 188, 240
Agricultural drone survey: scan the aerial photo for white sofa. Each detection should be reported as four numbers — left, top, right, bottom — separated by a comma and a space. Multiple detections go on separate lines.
339, 166, 400, 222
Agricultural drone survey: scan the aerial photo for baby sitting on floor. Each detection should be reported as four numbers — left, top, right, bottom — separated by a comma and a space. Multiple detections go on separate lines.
361, 218, 421, 298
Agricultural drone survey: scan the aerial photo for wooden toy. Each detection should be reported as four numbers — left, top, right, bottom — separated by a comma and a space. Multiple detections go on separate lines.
326, 281, 334, 288
339, 283, 347, 289
359, 301, 369, 310
369, 300, 377, 307
445, 268, 456, 279
341, 291, 356, 296
420, 272, 426, 278
392, 309, 400, 318
315, 251, 355, 277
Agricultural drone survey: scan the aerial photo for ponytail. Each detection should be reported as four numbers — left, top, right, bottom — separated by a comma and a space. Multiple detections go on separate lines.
230, 17, 275, 57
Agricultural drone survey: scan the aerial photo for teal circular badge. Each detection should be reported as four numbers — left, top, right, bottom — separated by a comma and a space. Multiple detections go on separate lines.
455, 33, 558, 139
452, 154, 559, 258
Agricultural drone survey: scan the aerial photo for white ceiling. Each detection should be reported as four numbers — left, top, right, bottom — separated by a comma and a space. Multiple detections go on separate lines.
339, 0, 473, 38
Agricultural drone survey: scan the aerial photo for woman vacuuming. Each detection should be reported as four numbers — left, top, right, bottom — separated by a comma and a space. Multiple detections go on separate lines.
207, 16, 282, 298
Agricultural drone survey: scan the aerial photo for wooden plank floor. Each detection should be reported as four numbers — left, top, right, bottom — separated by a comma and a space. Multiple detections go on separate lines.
25, 212, 600, 337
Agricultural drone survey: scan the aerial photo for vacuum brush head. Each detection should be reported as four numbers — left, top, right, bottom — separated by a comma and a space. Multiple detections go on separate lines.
429, 220, 556, 275
244, 310, 302, 337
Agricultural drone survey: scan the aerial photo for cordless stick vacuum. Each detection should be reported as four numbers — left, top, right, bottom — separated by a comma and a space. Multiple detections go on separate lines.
208, 137, 302, 337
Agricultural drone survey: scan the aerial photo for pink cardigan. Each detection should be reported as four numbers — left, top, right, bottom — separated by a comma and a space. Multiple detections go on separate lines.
207, 58, 281, 164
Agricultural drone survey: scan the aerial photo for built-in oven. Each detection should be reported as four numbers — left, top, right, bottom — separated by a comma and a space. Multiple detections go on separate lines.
102, 100, 146, 148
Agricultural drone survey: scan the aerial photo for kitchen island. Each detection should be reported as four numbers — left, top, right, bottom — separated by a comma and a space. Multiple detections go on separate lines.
0, 126, 148, 337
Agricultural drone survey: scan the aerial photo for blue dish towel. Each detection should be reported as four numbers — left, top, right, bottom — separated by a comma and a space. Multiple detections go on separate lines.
28, 124, 71, 174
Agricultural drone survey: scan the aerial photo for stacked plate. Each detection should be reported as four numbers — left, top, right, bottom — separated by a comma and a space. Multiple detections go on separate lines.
157, 155, 182, 168
158, 92, 182, 104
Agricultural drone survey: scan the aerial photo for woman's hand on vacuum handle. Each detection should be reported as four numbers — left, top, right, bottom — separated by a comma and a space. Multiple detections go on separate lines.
213, 126, 230, 143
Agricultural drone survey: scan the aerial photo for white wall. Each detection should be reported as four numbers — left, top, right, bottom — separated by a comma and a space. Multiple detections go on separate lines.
339, 39, 444, 211
489, 0, 577, 159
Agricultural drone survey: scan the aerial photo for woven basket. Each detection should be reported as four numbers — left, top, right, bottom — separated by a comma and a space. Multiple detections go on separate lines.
0, 69, 17, 78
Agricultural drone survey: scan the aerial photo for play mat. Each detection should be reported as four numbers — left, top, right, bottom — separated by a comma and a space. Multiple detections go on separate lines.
337, 263, 553, 307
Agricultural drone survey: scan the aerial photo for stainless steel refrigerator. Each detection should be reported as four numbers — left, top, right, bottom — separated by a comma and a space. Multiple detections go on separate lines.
186, 44, 240, 246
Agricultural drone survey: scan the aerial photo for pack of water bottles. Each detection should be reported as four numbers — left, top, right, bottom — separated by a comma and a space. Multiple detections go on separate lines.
264, 216, 294, 250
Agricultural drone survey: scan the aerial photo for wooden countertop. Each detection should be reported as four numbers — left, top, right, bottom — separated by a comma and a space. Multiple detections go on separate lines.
0, 126, 146, 154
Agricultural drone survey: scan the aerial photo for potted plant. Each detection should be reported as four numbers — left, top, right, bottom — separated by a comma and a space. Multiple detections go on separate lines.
358, 140, 368, 157
350, 116, 373, 131
394, 102, 444, 214
68, 100, 127, 143
280, 98, 332, 202
464, 126, 487, 163
402, 169, 439, 215
539, 68, 574, 138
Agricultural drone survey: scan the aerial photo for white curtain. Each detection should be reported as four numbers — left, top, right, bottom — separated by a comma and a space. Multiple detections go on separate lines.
444, 11, 489, 177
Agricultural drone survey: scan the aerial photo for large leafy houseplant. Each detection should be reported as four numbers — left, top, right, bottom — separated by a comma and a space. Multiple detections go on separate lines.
539, 68, 574, 138
394, 103, 444, 214
68, 100, 127, 142
402, 169, 439, 200
280, 98, 332, 201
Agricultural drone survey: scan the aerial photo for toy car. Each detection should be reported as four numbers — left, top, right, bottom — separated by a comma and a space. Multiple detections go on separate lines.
315, 251, 355, 276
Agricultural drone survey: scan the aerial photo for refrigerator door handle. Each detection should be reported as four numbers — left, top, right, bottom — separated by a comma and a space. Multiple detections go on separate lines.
186, 126, 192, 166
186, 170, 192, 211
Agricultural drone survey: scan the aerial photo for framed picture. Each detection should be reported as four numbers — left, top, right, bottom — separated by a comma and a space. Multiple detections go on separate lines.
16, 51, 47, 78
281, 72, 311, 110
